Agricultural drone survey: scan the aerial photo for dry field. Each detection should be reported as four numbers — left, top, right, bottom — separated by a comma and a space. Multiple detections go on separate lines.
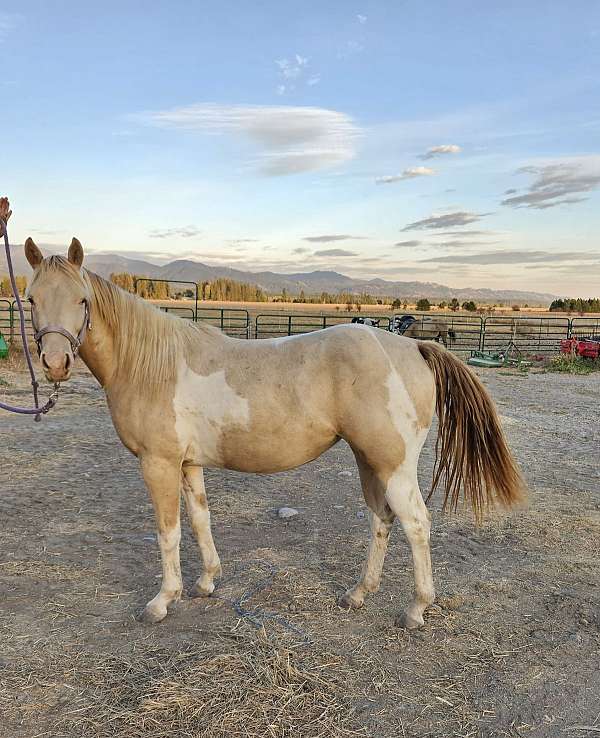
1, 353, 599, 737
152, 298, 582, 321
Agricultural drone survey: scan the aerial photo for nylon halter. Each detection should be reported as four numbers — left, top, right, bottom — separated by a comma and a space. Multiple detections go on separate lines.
32, 299, 92, 358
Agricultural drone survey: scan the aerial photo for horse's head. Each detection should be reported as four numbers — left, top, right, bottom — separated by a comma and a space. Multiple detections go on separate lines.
24, 237, 91, 383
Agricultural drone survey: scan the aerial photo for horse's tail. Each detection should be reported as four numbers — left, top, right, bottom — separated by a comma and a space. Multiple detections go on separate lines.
418, 342, 525, 522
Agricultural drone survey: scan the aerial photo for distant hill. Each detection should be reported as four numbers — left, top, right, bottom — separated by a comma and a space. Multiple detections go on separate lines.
1, 245, 558, 305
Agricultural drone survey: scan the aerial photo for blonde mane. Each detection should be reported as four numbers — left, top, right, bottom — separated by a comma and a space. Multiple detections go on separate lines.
31, 256, 222, 390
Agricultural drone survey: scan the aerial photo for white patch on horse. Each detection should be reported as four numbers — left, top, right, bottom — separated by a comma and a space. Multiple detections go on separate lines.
385, 370, 419, 439
173, 366, 250, 464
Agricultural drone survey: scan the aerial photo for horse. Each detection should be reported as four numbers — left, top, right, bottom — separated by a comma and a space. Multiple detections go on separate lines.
394, 315, 457, 347
23, 237, 524, 629
351, 317, 380, 327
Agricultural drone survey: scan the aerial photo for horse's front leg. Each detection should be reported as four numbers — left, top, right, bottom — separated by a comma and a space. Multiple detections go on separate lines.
139, 455, 183, 623
182, 465, 222, 597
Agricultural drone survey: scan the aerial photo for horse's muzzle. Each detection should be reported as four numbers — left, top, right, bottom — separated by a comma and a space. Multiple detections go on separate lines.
41, 350, 73, 382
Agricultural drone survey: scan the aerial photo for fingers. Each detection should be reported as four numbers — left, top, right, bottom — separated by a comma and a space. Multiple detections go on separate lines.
0, 197, 12, 222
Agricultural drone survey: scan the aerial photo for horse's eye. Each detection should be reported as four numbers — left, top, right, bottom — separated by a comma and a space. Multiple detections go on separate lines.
27, 297, 34, 305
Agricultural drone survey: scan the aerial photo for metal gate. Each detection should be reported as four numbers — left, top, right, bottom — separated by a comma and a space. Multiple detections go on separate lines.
255, 313, 391, 338
482, 316, 570, 354
393, 312, 483, 354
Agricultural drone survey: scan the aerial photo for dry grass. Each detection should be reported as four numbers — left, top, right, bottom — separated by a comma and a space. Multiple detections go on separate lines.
1, 628, 368, 738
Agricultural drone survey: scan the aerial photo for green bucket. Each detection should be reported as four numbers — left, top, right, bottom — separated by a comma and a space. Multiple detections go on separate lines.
0, 332, 8, 359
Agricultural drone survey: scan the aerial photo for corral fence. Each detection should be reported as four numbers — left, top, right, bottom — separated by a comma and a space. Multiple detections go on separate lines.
160, 305, 250, 338
0, 300, 34, 344
1, 299, 599, 355
399, 313, 483, 355
254, 313, 391, 338
481, 316, 571, 355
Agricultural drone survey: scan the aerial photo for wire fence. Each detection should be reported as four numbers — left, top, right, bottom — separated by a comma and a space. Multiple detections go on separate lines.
1, 300, 598, 355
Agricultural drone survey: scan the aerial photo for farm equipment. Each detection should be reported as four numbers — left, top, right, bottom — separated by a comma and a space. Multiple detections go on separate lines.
560, 338, 600, 359
0, 332, 8, 359
468, 340, 530, 369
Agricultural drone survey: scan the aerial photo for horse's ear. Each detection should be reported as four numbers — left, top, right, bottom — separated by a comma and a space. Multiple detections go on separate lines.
68, 237, 84, 268
24, 237, 43, 268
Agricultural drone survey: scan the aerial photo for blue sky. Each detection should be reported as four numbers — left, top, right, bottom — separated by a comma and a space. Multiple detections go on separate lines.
1, 1, 599, 295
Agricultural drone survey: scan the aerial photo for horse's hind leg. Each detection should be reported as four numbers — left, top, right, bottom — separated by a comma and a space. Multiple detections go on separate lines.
385, 466, 435, 629
182, 465, 222, 597
339, 456, 395, 610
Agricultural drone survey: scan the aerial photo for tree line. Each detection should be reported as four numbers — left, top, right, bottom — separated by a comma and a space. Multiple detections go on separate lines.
109, 273, 268, 302
0, 276, 27, 297
549, 298, 600, 314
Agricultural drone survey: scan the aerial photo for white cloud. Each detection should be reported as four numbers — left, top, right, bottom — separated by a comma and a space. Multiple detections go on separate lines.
0, 12, 20, 41
375, 166, 436, 184
502, 156, 600, 209
275, 54, 319, 94
276, 54, 308, 80
357, 14, 367, 24
141, 103, 361, 176
418, 144, 462, 160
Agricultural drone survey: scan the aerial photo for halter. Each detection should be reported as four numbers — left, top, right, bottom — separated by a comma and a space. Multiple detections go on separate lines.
32, 299, 92, 358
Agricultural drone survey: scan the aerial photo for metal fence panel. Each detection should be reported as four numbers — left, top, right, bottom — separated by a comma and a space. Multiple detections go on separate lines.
570, 317, 600, 340
393, 312, 483, 354
482, 315, 570, 354
0, 299, 12, 341
160, 306, 196, 321
255, 313, 390, 338
195, 307, 250, 338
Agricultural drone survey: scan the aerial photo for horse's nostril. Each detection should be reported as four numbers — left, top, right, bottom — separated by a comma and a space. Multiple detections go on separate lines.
41, 354, 50, 371
65, 353, 72, 371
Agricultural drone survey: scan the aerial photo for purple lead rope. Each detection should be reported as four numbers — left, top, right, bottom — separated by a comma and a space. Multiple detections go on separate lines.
0, 220, 58, 421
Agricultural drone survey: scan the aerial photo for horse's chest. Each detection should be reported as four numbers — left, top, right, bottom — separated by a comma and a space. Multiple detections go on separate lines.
173, 368, 250, 465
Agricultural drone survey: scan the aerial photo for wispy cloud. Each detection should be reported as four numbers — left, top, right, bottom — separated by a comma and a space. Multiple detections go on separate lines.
149, 226, 202, 239
502, 157, 600, 209
0, 13, 20, 42
418, 144, 462, 160
276, 54, 321, 94
313, 248, 358, 257
140, 103, 361, 176
422, 250, 599, 265
293, 246, 310, 254
357, 14, 367, 24
394, 240, 421, 247
430, 229, 500, 238
375, 166, 436, 184
402, 211, 490, 231
303, 234, 367, 243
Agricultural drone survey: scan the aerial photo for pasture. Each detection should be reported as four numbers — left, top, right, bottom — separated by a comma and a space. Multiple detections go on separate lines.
1, 359, 599, 737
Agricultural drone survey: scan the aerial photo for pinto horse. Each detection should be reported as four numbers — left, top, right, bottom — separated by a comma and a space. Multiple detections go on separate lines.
23, 237, 524, 628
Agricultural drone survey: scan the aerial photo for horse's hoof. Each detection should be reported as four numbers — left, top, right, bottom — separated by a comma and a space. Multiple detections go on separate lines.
338, 591, 363, 610
139, 605, 168, 624
190, 580, 216, 598
394, 611, 424, 630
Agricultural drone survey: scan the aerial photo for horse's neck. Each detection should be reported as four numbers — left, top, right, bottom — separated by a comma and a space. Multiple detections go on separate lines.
78, 312, 117, 388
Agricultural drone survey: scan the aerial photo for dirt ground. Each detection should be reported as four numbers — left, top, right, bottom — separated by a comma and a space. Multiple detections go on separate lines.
1, 357, 599, 737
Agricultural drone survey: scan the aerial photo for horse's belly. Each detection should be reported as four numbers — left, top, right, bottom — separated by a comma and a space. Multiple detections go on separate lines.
182, 417, 338, 472
219, 428, 340, 473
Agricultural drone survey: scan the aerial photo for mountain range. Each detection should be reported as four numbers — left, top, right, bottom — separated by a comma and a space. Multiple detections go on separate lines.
2, 247, 558, 304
